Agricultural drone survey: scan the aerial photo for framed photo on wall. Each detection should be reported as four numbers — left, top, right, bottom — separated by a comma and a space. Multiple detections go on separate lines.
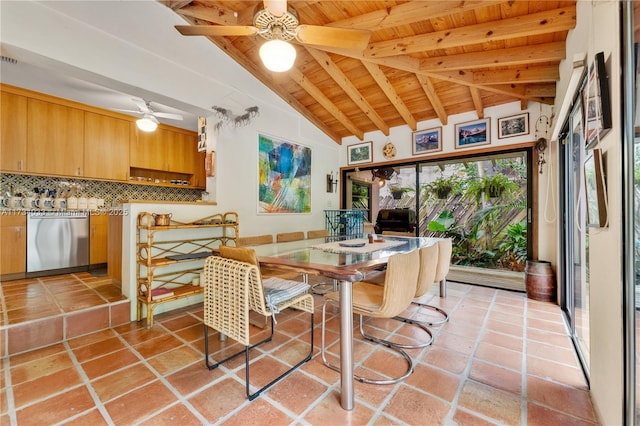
454, 118, 490, 149
497, 113, 529, 139
584, 148, 608, 227
347, 141, 372, 165
412, 127, 442, 155
582, 51, 612, 149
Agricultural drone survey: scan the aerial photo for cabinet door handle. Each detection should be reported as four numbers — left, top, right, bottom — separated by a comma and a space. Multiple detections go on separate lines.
77, 167, 81, 176
18, 160, 23, 171
16, 227, 22, 239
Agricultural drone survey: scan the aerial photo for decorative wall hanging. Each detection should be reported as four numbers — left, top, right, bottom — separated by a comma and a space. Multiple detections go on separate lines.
582, 51, 612, 149
211, 105, 259, 133
454, 118, 490, 149
382, 141, 396, 159
205, 151, 215, 177
584, 148, 608, 227
347, 141, 372, 165
497, 113, 529, 139
412, 127, 442, 155
258, 133, 311, 214
197, 116, 207, 152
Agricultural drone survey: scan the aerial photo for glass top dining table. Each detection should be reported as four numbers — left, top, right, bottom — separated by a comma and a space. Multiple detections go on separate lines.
248, 235, 441, 410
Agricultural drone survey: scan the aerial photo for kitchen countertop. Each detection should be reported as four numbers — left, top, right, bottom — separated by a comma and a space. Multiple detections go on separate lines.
122, 200, 217, 205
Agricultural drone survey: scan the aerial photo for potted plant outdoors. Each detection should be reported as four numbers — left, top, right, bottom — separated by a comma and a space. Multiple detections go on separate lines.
425, 175, 462, 199
389, 185, 413, 200
465, 173, 519, 205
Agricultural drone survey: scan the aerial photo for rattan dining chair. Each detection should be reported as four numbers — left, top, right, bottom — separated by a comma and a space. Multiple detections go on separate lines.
320, 249, 421, 384
306, 229, 329, 239
203, 249, 314, 401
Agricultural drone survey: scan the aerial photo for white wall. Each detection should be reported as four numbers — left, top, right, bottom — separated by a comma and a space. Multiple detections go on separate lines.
341, 101, 549, 164
554, 1, 623, 424
0, 0, 341, 236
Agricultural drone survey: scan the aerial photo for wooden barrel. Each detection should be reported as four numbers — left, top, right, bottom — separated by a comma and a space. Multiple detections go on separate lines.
525, 260, 556, 302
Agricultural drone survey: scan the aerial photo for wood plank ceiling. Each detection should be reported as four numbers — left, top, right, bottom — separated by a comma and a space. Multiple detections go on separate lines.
163, 1, 576, 144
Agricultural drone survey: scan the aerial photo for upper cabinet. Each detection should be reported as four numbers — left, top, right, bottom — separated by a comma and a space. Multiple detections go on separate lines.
27, 98, 84, 177
1, 85, 202, 187
0, 92, 28, 172
84, 112, 131, 181
130, 128, 197, 174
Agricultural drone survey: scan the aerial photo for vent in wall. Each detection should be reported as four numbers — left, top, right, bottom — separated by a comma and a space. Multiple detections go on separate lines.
0, 56, 18, 64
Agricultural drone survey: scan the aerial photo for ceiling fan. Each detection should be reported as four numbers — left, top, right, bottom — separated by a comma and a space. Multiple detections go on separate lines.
116, 98, 183, 132
175, 0, 371, 72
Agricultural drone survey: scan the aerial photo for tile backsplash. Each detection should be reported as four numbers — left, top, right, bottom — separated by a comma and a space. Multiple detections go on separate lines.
1, 174, 202, 207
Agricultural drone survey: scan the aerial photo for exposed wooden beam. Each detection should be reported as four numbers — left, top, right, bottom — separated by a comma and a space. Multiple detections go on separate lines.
326, 0, 505, 31
416, 75, 447, 125
472, 65, 560, 85
289, 68, 365, 141
419, 42, 566, 72
174, 3, 239, 26
361, 61, 416, 131
365, 7, 576, 58
469, 87, 484, 119
207, 37, 344, 143
305, 47, 389, 136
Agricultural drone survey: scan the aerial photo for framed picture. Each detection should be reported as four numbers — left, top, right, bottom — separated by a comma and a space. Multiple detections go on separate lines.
584, 148, 608, 227
497, 113, 529, 139
258, 133, 311, 214
197, 116, 207, 152
455, 118, 490, 149
412, 127, 442, 155
582, 52, 612, 149
347, 141, 372, 165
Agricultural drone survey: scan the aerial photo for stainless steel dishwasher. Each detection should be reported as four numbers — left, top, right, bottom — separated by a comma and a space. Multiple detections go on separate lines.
27, 211, 90, 275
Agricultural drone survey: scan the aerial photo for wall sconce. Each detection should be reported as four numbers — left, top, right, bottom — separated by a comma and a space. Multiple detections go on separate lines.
326, 172, 338, 193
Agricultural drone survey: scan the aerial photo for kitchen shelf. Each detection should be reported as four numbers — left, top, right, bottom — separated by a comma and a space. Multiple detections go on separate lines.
136, 211, 238, 327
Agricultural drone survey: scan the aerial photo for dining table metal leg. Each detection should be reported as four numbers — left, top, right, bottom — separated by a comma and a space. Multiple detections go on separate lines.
339, 279, 354, 410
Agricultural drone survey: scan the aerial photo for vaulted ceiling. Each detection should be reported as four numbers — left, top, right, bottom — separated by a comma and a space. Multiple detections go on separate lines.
163, 1, 576, 144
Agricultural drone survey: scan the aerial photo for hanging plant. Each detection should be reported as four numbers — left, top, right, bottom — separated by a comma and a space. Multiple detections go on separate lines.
424, 175, 462, 199
465, 174, 518, 205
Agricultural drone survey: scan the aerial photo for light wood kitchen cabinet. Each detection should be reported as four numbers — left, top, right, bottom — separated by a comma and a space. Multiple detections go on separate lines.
0, 215, 26, 276
1, 91, 28, 172
192, 150, 206, 189
84, 112, 131, 181
27, 98, 84, 176
131, 128, 196, 173
130, 127, 167, 171
89, 213, 108, 265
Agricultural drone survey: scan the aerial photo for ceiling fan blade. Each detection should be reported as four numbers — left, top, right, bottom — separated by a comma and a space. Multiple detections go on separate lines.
153, 112, 183, 121
296, 25, 371, 51
113, 108, 142, 115
263, 0, 287, 17
175, 25, 258, 37
131, 98, 151, 113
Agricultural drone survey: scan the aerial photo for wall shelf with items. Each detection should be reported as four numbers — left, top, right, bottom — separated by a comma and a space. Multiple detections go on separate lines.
136, 211, 238, 327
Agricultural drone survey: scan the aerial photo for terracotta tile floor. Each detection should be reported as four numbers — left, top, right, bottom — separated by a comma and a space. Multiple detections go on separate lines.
0, 275, 599, 425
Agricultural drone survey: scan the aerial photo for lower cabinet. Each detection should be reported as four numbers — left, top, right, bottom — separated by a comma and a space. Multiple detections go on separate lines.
89, 213, 108, 265
0, 214, 27, 277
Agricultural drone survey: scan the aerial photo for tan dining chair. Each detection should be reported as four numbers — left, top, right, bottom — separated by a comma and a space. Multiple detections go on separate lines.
364, 242, 449, 331
381, 230, 415, 236
434, 238, 452, 298
236, 234, 273, 247
203, 248, 314, 401
321, 249, 420, 384
276, 231, 305, 243
305, 229, 336, 294
306, 229, 329, 239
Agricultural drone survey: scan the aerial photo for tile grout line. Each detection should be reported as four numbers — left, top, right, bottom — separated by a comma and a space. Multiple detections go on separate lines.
521, 293, 530, 425
443, 287, 503, 424
58, 339, 115, 426
3, 355, 18, 426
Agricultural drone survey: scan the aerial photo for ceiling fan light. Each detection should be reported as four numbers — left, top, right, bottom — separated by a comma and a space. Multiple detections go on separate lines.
259, 39, 296, 72
136, 115, 158, 132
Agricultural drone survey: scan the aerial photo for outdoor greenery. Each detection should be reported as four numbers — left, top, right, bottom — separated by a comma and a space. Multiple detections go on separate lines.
380, 157, 527, 272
